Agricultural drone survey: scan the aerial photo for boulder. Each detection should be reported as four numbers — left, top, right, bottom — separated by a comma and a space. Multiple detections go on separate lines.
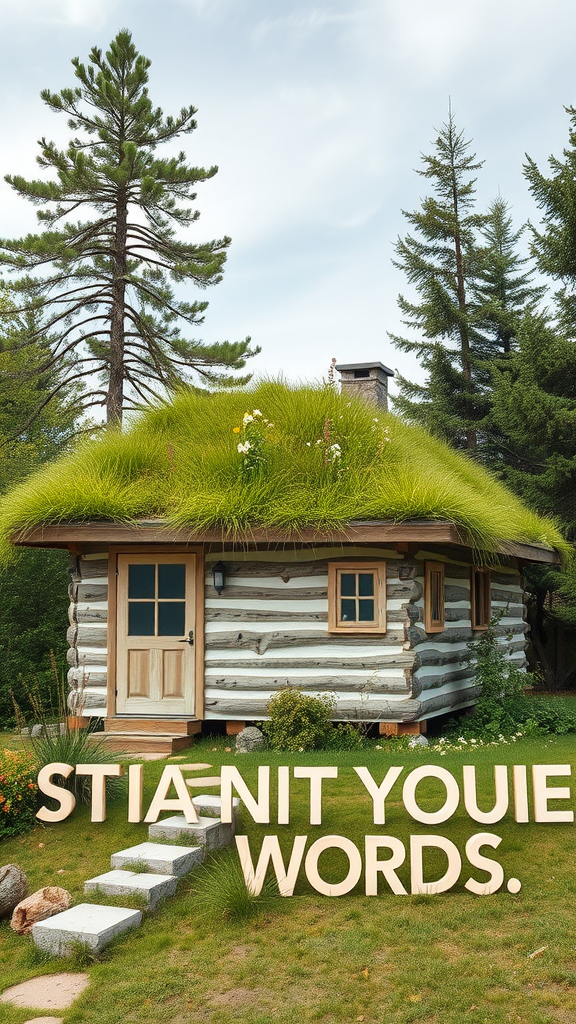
409, 734, 429, 748
10, 886, 71, 936
236, 726, 266, 753
0, 864, 28, 918
30, 724, 46, 738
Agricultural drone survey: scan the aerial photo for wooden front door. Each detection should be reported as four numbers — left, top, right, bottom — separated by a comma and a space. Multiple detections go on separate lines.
116, 553, 197, 715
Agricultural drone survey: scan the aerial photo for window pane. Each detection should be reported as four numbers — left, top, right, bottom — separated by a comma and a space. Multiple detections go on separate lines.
358, 599, 375, 622
128, 564, 155, 599
158, 602, 186, 636
128, 602, 155, 636
340, 573, 356, 597
340, 598, 356, 621
158, 563, 186, 600
358, 573, 374, 597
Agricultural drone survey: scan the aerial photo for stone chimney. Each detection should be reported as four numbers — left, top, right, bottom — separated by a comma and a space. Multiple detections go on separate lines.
335, 361, 394, 411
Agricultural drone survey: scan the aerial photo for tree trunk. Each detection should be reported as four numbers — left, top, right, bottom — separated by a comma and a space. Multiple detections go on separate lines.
107, 192, 127, 425
452, 172, 477, 452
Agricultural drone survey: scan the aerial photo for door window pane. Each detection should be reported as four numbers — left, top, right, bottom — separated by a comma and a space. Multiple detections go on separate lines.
128, 602, 155, 636
128, 564, 155, 599
158, 563, 186, 600
158, 601, 186, 636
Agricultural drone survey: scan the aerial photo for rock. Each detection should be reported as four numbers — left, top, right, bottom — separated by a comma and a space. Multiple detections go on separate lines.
409, 734, 429, 748
31, 724, 46, 738
0, 864, 28, 918
10, 886, 71, 935
235, 726, 266, 753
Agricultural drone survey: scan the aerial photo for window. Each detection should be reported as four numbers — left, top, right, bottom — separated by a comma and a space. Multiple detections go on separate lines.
424, 561, 445, 632
471, 566, 491, 629
127, 561, 186, 636
328, 562, 386, 633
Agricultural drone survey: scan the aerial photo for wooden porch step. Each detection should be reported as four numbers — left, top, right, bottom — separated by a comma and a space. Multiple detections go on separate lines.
104, 718, 201, 736
93, 731, 195, 754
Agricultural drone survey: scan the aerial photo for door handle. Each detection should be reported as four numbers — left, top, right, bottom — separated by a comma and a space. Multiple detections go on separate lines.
178, 630, 194, 646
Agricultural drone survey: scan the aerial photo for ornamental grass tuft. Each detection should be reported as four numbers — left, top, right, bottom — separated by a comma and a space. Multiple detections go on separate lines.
193, 850, 281, 922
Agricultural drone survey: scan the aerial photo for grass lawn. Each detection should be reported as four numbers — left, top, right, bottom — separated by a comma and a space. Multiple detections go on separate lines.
2, 733, 576, 1023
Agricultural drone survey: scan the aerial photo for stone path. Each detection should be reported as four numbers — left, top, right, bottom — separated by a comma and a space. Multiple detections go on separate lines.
31, 794, 238, 958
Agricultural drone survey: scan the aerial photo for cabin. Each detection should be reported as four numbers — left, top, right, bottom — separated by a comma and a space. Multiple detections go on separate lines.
2, 365, 563, 753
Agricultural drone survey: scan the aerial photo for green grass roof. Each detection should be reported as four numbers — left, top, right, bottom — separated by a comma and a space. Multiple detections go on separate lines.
0, 381, 566, 559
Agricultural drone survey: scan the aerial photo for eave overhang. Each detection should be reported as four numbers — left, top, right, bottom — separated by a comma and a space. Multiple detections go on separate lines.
10, 519, 562, 565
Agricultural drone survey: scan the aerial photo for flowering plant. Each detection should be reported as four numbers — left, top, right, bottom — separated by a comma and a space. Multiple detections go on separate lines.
0, 749, 38, 839
233, 409, 273, 478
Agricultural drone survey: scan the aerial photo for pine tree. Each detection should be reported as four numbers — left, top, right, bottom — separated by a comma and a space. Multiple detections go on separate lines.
389, 108, 489, 452
0, 30, 257, 425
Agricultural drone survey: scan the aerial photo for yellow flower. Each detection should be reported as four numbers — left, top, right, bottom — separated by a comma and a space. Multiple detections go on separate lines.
232, 427, 241, 434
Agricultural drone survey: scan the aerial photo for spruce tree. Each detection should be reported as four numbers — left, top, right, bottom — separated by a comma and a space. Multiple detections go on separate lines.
389, 109, 488, 452
524, 105, 576, 335
0, 30, 257, 425
475, 196, 544, 356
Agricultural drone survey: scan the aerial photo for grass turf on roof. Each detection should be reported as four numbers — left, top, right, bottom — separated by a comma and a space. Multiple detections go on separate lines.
0, 380, 566, 558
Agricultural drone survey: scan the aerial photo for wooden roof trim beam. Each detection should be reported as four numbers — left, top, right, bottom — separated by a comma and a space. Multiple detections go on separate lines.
10, 520, 562, 564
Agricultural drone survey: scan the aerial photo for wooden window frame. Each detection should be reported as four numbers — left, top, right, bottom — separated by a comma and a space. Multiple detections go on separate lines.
471, 566, 491, 630
328, 561, 386, 634
424, 561, 445, 632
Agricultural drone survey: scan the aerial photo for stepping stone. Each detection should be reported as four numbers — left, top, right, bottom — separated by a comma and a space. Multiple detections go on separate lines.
0, 972, 89, 1010
192, 793, 240, 828
110, 841, 203, 877
84, 870, 178, 910
32, 903, 142, 956
148, 814, 233, 851
22, 1017, 64, 1024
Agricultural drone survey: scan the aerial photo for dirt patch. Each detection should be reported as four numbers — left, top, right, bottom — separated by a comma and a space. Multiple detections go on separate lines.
210, 987, 265, 1008
225, 944, 256, 962
0, 973, 89, 1010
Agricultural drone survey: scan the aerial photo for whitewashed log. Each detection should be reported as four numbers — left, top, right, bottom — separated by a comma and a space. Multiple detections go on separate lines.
68, 583, 108, 603
68, 685, 108, 711
73, 604, 108, 624
78, 558, 109, 579
205, 675, 412, 693
67, 624, 108, 647
204, 630, 407, 653
68, 666, 107, 686
206, 608, 328, 622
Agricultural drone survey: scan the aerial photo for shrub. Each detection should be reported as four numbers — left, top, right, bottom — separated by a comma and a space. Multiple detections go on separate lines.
0, 749, 38, 839
262, 688, 335, 752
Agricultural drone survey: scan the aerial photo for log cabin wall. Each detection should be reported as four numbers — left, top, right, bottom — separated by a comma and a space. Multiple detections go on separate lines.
203, 547, 419, 722
64, 546, 527, 724
66, 553, 109, 715
407, 558, 527, 720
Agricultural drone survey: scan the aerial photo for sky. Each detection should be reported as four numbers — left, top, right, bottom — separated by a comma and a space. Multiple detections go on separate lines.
0, 0, 575, 399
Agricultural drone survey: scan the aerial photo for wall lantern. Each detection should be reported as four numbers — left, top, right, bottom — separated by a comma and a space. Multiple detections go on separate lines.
212, 561, 227, 595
